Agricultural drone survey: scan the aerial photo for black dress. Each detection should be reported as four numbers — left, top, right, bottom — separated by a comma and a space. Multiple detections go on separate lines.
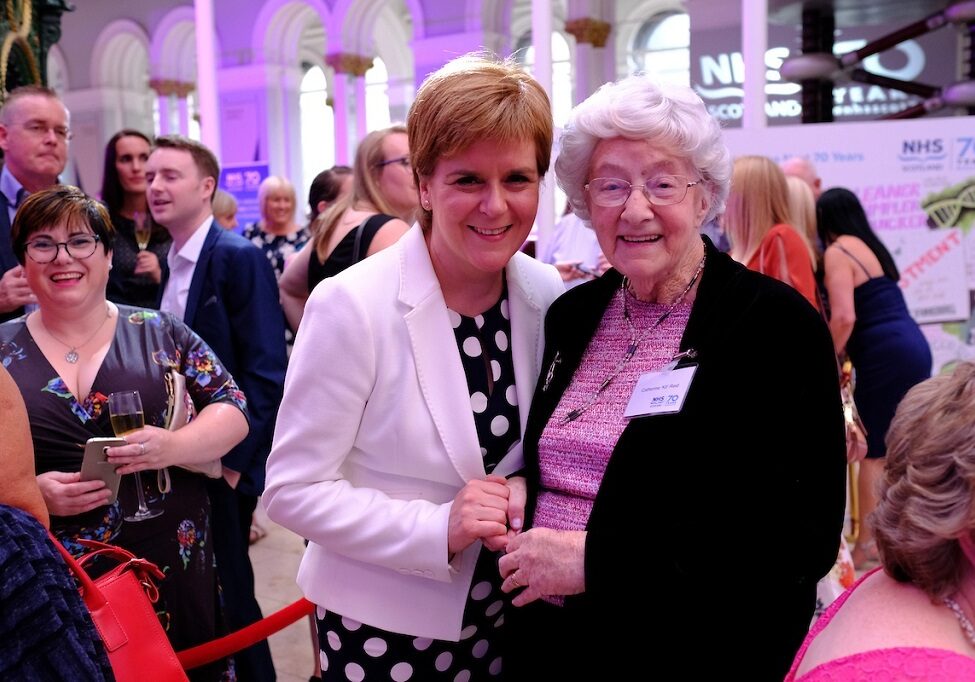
307, 214, 394, 291
105, 211, 171, 309
835, 245, 932, 458
316, 283, 518, 681
0, 306, 247, 680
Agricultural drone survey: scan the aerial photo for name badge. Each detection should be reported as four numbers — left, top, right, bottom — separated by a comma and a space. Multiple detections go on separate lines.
623, 365, 697, 418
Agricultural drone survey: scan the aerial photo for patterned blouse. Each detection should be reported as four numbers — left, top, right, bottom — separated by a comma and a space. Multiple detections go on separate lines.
242, 222, 310, 281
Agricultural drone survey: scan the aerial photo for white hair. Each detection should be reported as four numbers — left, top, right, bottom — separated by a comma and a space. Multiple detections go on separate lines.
555, 75, 731, 226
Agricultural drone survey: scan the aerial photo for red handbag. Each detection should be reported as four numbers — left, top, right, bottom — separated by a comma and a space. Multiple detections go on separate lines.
48, 533, 188, 682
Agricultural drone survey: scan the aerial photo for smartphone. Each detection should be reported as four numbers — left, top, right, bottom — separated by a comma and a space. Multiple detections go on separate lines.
80, 437, 126, 505
573, 262, 596, 277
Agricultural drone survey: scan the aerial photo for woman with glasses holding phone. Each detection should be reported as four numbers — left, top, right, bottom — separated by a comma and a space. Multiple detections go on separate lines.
0, 186, 248, 679
278, 125, 417, 330
498, 76, 846, 680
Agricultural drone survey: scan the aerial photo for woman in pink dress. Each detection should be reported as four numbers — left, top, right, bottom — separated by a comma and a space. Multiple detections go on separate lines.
787, 362, 975, 680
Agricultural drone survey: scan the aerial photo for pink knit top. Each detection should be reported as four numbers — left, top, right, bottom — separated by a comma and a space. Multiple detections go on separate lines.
532, 291, 690, 603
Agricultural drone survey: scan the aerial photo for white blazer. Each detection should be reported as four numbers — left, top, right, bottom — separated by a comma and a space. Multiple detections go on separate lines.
264, 226, 564, 641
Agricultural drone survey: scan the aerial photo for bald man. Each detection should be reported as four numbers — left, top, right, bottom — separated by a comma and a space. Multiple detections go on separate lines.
781, 156, 823, 198
0, 85, 70, 321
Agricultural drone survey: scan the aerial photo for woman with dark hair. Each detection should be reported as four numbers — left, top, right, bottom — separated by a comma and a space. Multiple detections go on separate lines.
101, 129, 171, 308
817, 186, 931, 569
307, 165, 353, 224
0, 186, 248, 679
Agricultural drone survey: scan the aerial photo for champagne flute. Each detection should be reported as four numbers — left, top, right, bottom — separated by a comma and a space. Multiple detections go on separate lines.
133, 211, 151, 251
108, 390, 163, 521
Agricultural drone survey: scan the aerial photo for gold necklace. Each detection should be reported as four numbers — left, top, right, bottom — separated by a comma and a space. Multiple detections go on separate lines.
39, 305, 112, 364
560, 249, 706, 424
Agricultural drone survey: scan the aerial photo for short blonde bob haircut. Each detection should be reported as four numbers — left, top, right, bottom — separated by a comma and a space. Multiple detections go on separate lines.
408, 53, 553, 231
873, 362, 975, 599
724, 155, 793, 264
257, 175, 296, 220
555, 75, 730, 227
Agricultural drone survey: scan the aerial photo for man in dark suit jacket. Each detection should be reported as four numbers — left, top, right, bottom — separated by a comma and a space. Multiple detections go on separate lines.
0, 86, 71, 322
148, 135, 285, 681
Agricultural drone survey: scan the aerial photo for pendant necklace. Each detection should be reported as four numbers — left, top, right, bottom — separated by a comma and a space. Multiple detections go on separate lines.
40, 305, 112, 364
562, 249, 706, 424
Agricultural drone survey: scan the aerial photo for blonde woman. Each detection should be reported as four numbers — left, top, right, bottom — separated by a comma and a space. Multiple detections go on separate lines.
244, 175, 308, 280
786, 174, 820, 269
724, 155, 819, 308
278, 126, 416, 330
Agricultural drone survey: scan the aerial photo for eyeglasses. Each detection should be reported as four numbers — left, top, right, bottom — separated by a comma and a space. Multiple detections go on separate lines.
20, 121, 72, 142
376, 156, 410, 169
585, 175, 699, 208
25, 235, 101, 263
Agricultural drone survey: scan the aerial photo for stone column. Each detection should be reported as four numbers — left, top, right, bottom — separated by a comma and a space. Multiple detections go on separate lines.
532, 0, 556, 247
149, 78, 178, 135
175, 81, 195, 137
327, 53, 374, 164
742, 0, 767, 129
194, 0, 221, 154
565, 17, 612, 104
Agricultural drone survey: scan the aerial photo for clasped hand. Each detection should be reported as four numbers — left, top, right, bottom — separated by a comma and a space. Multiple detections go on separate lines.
498, 528, 587, 606
448, 474, 526, 555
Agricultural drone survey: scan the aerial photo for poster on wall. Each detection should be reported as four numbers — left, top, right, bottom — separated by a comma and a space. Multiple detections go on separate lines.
885, 228, 966, 324
690, 18, 956, 127
723, 115, 975, 374
220, 162, 268, 232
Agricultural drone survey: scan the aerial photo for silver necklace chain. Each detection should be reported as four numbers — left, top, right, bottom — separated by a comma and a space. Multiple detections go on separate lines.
39, 305, 112, 364
562, 249, 706, 424
944, 596, 975, 647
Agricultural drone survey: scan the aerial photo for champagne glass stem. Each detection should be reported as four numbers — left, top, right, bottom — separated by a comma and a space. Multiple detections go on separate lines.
133, 471, 151, 515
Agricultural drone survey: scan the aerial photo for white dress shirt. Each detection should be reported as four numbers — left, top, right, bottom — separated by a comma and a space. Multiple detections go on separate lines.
159, 216, 212, 320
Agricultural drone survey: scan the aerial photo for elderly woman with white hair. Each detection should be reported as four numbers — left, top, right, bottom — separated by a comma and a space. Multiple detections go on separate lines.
499, 76, 847, 679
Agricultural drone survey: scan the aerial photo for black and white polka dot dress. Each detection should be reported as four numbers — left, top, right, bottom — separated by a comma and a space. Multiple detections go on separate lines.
316, 284, 519, 681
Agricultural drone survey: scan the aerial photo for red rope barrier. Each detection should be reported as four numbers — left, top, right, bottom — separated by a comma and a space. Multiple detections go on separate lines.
176, 597, 315, 670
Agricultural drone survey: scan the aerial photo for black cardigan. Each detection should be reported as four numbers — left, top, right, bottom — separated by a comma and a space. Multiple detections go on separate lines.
508, 237, 847, 680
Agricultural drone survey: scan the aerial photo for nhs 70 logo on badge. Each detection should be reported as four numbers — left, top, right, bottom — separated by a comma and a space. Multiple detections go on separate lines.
955, 137, 975, 169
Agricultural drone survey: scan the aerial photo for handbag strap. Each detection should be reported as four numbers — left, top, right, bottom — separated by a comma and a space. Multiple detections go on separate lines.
47, 530, 108, 609
351, 219, 367, 264
351, 214, 396, 264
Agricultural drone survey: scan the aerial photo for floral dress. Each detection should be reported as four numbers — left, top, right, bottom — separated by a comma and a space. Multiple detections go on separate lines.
0, 305, 247, 681
242, 223, 309, 281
